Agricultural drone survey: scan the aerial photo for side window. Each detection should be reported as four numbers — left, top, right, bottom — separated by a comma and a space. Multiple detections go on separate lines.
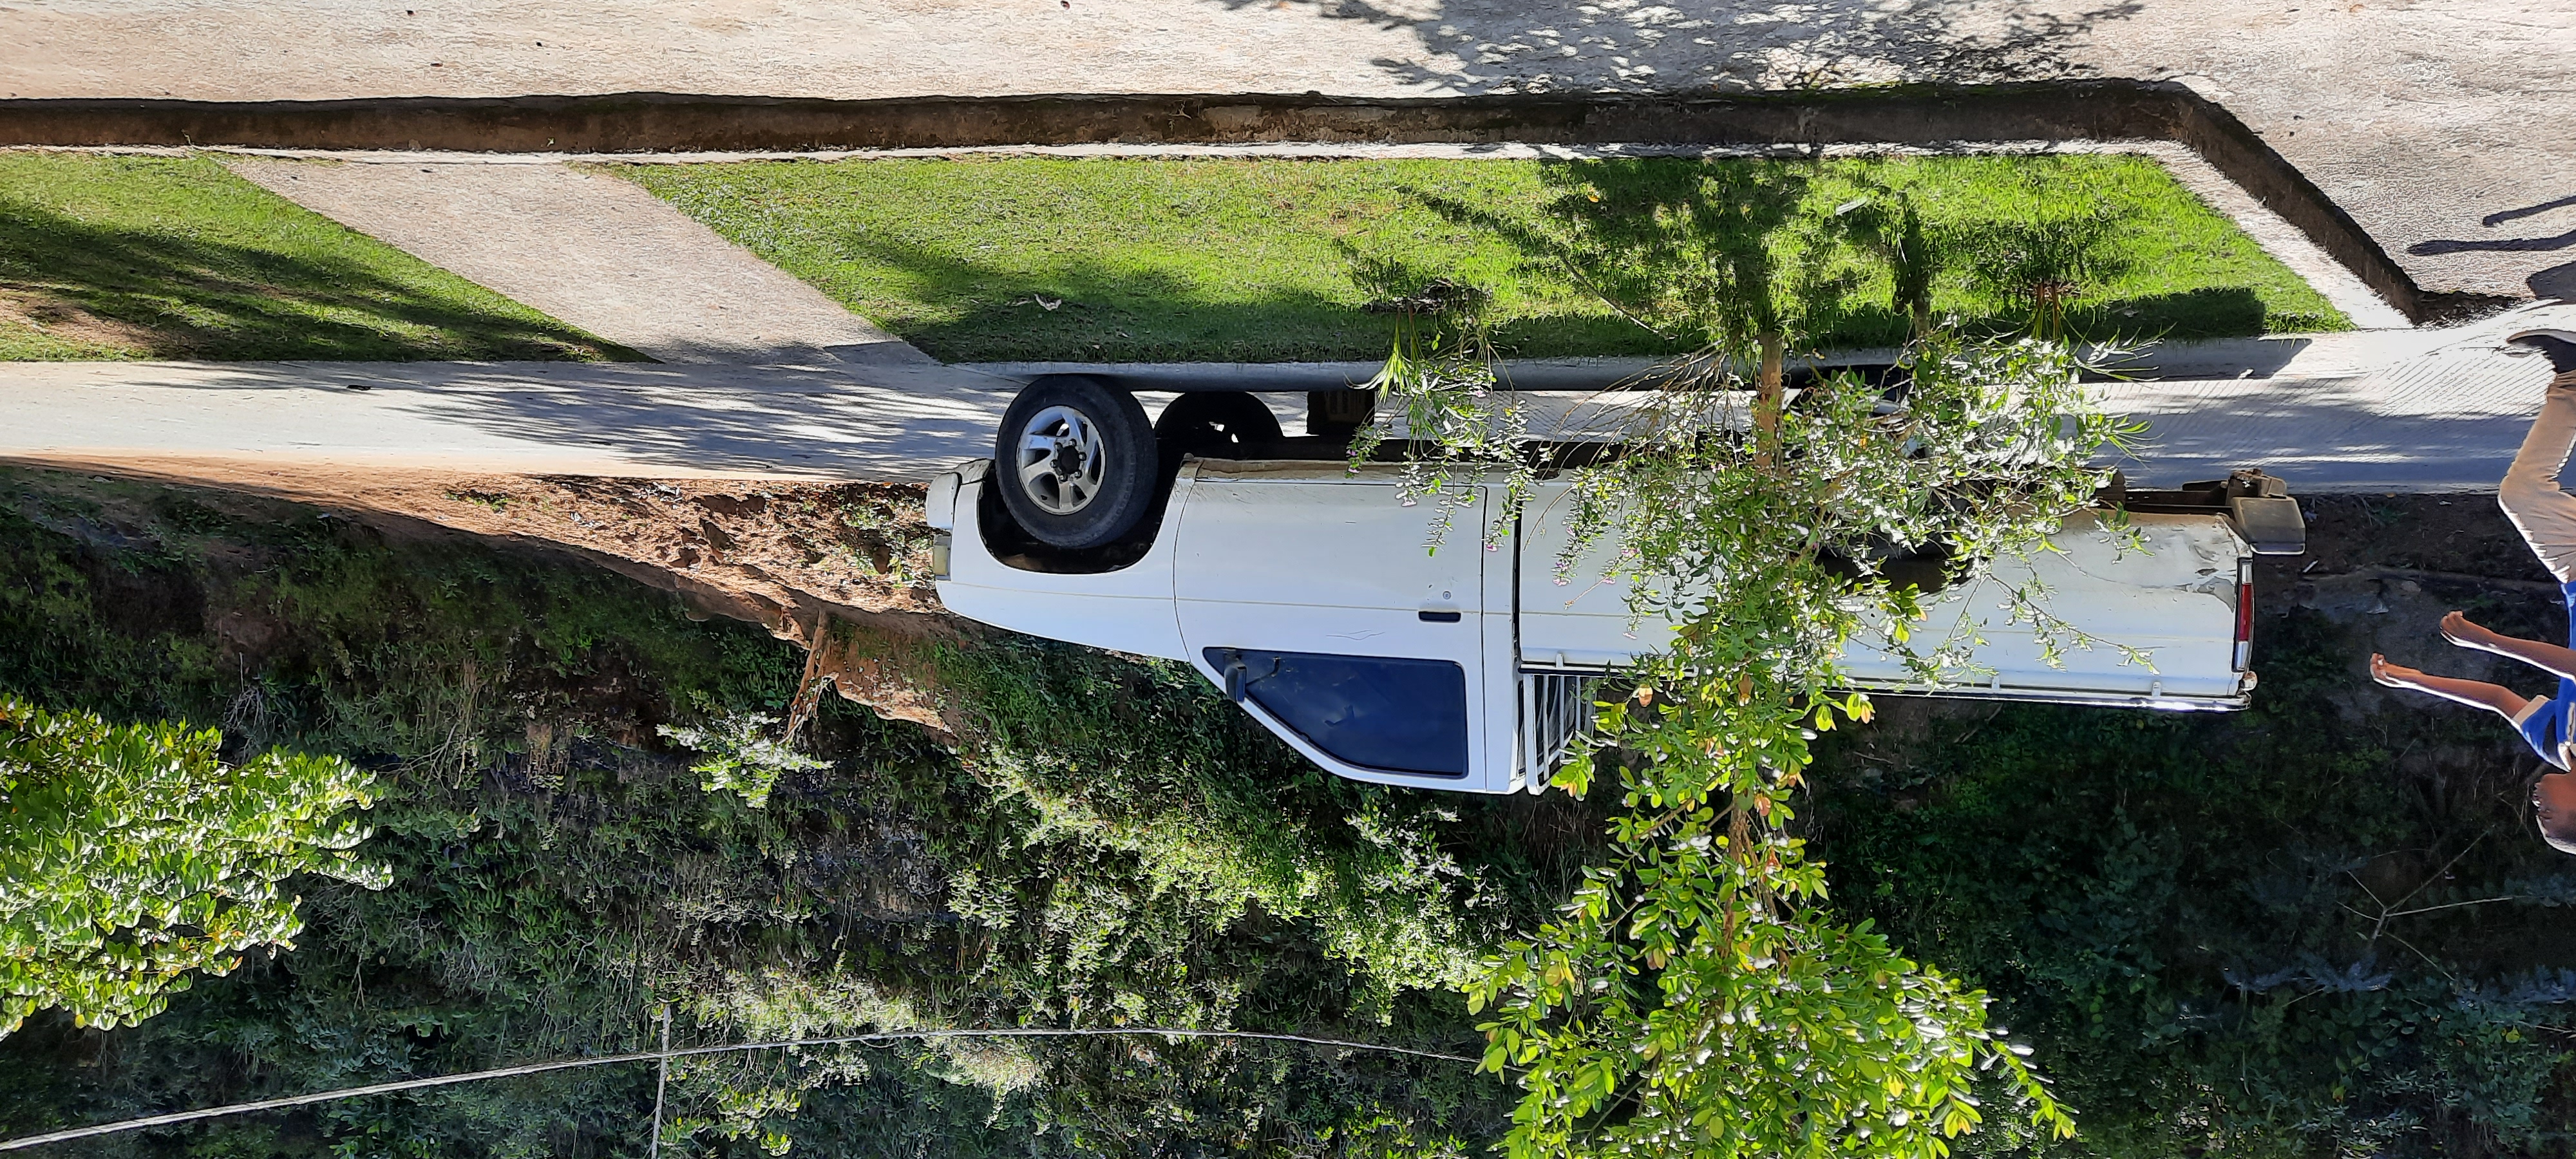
1205, 648, 1468, 777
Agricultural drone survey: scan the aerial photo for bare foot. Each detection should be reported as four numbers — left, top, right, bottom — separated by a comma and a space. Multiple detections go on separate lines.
2440, 611, 2495, 650
2370, 653, 2418, 688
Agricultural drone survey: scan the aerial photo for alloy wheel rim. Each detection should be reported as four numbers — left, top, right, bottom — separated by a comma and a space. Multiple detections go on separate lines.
1015, 404, 1106, 516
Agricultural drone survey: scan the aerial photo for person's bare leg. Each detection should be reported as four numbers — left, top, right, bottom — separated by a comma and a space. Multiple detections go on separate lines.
2499, 333, 2576, 583
2441, 610, 2576, 680
2370, 653, 2535, 719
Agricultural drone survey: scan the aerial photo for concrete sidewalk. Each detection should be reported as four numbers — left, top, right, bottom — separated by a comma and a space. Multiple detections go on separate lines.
0, 359, 1010, 480
223, 158, 932, 366
4, 300, 2570, 492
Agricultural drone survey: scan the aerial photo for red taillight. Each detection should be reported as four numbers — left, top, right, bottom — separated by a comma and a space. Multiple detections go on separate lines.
2232, 557, 2255, 670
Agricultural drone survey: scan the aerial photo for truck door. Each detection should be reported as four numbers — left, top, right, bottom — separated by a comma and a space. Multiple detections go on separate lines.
1171, 464, 1512, 792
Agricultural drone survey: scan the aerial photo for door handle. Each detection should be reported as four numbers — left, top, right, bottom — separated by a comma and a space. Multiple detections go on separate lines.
1213, 648, 1249, 701
1417, 609, 1463, 623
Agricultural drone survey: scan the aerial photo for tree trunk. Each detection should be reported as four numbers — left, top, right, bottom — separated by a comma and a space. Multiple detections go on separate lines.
1754, 329, 1785, 461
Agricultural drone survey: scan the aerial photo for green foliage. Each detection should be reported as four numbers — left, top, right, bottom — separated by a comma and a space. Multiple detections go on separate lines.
1472, 836, 2041, 1155
928, 634, 1501, 1026
616, 154, 2343, 364
1812, 599, 2576, 1159
0, 470, 1527, 1154
659, 711, 828, 809
0, 153, 630, 361
1454, 330, 2118, 1157
0, 697, 383, 1037
1364, 202, 2137, 1151
1347, 276, 1519, 551
1951, 202, 2132, 342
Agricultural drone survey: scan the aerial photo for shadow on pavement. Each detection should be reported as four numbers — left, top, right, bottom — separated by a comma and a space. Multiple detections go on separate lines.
2114, 404, 2522, 490
1213, 0, 2144, 93
2531, 261, 2576, 302
2409, 228, 2576, 257
2104, 342, 2555, 489
2483, 194, 2576, 229
32, 361, 1016, 478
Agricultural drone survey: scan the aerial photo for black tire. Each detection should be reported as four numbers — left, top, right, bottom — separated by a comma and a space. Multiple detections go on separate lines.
994, 375, 1159, 551
1154, 391, 1283, 458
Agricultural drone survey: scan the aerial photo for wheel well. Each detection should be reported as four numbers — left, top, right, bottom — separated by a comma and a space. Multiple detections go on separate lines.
977, 456, 1170, 575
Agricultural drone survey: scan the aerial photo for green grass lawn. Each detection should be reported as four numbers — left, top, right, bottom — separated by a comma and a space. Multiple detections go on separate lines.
0, 153, 629, 361
618, 154, 2350, 364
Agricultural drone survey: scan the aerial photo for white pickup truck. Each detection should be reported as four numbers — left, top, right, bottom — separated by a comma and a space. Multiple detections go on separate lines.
927, 376, 2305, 795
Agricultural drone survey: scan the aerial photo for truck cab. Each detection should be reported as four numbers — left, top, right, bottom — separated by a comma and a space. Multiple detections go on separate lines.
928, 378, 2304, 795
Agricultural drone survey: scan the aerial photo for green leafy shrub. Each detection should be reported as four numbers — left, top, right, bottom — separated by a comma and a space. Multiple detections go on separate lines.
1814, 599, 2576, 1159
0, 697, 383, 1037
0, 471, 1522, 1154
659, 711, 828, 809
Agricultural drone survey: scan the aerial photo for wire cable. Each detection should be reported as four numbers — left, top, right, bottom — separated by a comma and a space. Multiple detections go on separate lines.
0, 1026, 1486, 1153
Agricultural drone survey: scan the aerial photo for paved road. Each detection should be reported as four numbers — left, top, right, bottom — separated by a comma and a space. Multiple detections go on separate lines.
4, 302, 2569, 493
6, 0, 2571, 303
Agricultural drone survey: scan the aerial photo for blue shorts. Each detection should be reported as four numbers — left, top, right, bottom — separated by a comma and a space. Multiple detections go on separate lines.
2515, 581, 2576, 768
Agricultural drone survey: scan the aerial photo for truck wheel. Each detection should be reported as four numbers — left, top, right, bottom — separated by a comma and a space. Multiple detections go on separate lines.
1155, 391, 1282, 457
996, 375, 1158, 550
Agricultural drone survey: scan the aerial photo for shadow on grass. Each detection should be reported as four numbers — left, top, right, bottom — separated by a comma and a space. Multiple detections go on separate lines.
1413, 160, 2306, 354
0, 198, 627, 362
1406, 158, 1949, 354
829, 227, 1323, 363
2066, 287, 2271, 345
826, 223, 1687, 363
744, 155, 2306, 364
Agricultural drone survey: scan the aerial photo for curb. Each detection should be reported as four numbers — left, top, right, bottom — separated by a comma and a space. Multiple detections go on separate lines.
958, 335, 2421, 393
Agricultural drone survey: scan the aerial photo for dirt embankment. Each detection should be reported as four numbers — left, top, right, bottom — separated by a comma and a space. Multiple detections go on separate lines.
37, 458, 969, 736
424, 472, 971, 737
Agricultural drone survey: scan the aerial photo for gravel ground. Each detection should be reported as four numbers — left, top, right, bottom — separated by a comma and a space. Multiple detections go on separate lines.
5, 0, 2571, 303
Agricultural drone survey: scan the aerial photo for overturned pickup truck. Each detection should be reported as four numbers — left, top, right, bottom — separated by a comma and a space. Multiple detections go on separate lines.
929, 375, 2306, 795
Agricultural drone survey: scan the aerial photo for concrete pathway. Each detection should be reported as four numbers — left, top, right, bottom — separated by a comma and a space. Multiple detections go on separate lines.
9, 1, 2572, 303
3, 301, 2571, 491
2098, 332, 2563, 493
223, 158, 932, 366
0, 359, 1003, 480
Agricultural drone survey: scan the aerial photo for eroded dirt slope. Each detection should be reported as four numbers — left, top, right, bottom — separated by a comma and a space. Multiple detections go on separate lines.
17, 460, 965, 734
